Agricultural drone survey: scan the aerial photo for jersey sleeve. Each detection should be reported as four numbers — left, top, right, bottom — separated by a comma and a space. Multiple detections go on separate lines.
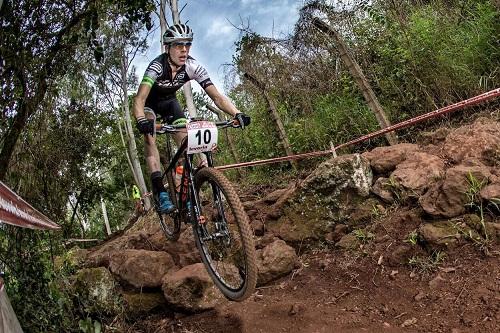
185, 58, 214, 89
141, 58, 163, 87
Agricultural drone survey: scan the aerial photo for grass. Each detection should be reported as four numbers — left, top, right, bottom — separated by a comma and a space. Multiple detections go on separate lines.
408, 250, 446, 274
352, 229, 375, 243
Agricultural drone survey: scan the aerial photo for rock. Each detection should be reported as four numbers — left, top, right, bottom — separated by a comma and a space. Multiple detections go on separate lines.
271, 154, 373, 243
255, 233, 279, 249
108, 249, 176, 288
256, 240, 299, 285
371, 177, 395, 203
122, 292, 167, 318
362, 143, 420, 174
162, 263, 226, 312
386, 244, 414, 266
73, 267, 122, 315
335, 233, 359, 250
420, 162, 492, 218
419, 127, 450, 145
418, 222, 461, 248
480, 182, 500, 201
390, 152, 445, 195
443, 117, 500, 165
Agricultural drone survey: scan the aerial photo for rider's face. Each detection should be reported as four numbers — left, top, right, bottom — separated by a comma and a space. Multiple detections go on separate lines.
169, 42, 191, 66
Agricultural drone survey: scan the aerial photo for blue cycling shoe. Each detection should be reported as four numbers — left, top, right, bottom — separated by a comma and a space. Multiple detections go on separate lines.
159, 192, 175, 214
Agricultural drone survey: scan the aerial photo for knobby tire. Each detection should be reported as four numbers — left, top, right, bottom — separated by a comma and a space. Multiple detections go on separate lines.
193, 167, 257, 301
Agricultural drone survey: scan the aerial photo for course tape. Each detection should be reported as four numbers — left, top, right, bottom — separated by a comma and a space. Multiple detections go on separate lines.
216, 88, 500, 170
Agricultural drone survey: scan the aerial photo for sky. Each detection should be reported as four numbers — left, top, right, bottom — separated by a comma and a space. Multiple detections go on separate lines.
133, 0, 305, 93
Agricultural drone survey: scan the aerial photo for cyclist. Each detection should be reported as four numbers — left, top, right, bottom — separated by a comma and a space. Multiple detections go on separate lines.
133, 23, 250, 214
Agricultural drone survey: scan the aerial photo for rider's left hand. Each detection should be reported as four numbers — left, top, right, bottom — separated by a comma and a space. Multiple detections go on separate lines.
234, 113, 251, 130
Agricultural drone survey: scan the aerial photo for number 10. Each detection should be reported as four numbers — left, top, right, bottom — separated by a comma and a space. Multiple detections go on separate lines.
195, 129, 211, 145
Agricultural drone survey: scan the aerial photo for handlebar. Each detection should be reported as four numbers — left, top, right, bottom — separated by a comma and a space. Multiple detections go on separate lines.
156, 119, 238, 135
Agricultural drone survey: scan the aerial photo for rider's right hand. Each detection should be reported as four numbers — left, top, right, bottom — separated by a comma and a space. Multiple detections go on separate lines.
136, 116, 155, 135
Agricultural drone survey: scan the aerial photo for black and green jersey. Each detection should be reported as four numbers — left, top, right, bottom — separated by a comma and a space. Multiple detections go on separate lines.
141, 53, 213, 108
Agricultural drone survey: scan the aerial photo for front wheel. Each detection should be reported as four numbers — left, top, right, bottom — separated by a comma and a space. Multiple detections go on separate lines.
193, 167, 257, 301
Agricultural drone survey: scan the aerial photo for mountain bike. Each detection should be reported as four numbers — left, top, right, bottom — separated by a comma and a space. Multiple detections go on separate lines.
152, 118, 257, 301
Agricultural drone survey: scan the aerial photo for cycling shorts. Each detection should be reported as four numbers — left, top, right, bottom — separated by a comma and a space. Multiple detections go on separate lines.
145, 97, 187, 125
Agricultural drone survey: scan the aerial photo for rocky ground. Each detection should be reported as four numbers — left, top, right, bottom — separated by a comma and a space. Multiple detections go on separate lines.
64, 115, 500, 333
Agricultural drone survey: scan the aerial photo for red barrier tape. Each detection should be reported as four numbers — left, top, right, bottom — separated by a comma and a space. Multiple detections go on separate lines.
216, 88, 500, 171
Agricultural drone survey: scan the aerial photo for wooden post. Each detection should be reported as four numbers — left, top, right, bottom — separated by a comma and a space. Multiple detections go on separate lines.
243, 72, 298, 170
312, 18, 398, 146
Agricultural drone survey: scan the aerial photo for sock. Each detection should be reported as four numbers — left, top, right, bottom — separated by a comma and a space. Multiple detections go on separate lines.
151, 171, 166, 194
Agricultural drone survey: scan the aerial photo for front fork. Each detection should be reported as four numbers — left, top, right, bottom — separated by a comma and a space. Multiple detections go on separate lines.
183, 153, 231, 244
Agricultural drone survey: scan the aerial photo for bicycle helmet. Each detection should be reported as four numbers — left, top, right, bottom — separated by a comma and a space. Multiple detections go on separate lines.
163, 24, 193, 45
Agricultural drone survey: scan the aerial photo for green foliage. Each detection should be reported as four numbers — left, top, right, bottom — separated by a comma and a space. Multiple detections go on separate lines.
352, 229, 375, 243
408, 250, 446, 274
0, 227, 80, 332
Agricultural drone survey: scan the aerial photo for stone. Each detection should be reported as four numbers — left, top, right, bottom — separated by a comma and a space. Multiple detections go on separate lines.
371, 177, 395, 203
362, 143, 420, 174
420, 162, 492, 218
443, 117, 500, 165
418, 222, 461, 248
390, 152, 445, 195
73, 267, 122, 315
256, 240, 299, 285
122, 292, 167, 318
162, 263, 226, 312
108, 249, 176, 288
335, 233, 360, 250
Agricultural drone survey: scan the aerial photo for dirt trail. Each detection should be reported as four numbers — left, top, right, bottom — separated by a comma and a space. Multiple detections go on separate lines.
132, 242, 499, 333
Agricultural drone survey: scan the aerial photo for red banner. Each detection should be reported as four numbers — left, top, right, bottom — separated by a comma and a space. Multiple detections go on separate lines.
0, 181, 60, 230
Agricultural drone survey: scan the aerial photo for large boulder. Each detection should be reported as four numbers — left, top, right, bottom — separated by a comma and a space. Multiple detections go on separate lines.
418, 222, 462, 249
443, 117, 500, 165
108, 249, 176, 288
256, 240, 299, 285
362, 143, 420, 174
73, 267, 122, 315
269, 154, 373, 243
420, 161, 492, 218
162, 263, 226, 312
122, 292, 167, 318
85, 232, 153, 268
390, 152, 445, 195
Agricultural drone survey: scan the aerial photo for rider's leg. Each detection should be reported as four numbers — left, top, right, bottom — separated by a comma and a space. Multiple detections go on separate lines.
144, 111, 174, 213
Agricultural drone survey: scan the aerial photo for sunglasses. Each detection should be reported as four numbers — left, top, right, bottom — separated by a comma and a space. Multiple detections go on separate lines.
172, 41, 192, 47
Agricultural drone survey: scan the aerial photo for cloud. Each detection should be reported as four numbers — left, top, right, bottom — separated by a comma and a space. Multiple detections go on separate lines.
205, 17, 237, 39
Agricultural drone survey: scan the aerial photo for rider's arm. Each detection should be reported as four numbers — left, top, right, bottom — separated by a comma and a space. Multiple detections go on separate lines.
133, 84, 151, 120
204, 85, 241, 117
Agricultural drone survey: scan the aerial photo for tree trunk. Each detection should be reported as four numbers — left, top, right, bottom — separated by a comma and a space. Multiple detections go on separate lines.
243, 72, 298, 170
312, 18, 398, 146
120, 49, 151, 210
100, 195, 111, 235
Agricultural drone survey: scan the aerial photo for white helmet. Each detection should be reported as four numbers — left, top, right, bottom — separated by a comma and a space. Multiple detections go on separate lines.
163, 24, 193, 45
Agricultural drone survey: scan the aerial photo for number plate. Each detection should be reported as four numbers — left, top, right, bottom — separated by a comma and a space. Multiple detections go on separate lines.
186, 121, 218, 154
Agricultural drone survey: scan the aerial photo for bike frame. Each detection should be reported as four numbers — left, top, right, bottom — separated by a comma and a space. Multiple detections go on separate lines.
162, 126, 218, 226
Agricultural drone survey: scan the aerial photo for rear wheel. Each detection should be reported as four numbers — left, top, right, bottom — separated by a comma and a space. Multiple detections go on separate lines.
193, 167, 257, 301
154, 170, 181, 241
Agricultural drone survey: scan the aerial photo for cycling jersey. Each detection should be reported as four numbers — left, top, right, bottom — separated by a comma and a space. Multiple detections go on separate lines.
140, 54, 213, 124
141, 54, 213, 106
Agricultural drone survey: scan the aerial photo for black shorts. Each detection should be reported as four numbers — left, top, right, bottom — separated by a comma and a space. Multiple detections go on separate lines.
145, 97, 187, 125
